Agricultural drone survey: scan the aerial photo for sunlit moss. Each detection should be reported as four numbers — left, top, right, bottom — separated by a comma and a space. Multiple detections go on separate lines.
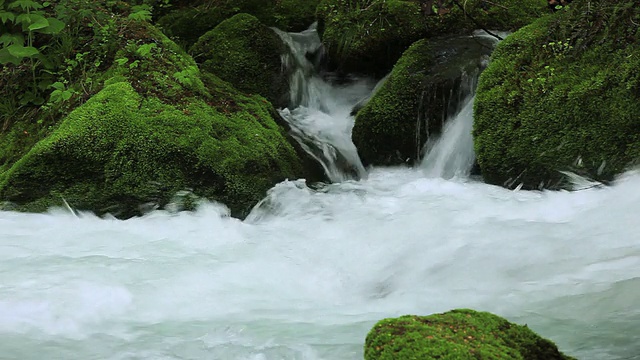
365, 309, 576, 360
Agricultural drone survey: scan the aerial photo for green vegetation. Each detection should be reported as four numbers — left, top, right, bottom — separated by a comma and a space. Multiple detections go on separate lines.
0, 0, 158, 175
352, 36, 491, 165
0, 79, 306, 217
190, 13, 291, 107
0, 1, 316, 217
316, 0, 548, 75
316, 0, 425, 75
157, 0, 320, 49
474, 0, 640, 189
365, 309, 576, 360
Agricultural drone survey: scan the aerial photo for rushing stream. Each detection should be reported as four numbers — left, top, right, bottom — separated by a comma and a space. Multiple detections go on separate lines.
1, 27, 640, 360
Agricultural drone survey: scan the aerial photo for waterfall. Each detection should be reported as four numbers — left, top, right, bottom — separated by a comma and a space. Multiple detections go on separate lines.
420, 73, 478, 179
273, 25, 374, 182
420, 31, 506, 179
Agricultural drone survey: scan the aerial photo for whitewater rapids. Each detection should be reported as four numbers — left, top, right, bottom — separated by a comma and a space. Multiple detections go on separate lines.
1, 168, 639, 360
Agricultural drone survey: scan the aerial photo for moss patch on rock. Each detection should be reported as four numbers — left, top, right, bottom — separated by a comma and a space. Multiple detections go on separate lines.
316, 0, 548, 76
0, 79, 307, 218
414, 0, 548, 41
316, 0, 425, 76
0, 22, 315, 218
352, 36, 493, 166
474, 0, 640, 189
157, 0, 320, 49
190, 13, 291, 108
365, 309, 576, 360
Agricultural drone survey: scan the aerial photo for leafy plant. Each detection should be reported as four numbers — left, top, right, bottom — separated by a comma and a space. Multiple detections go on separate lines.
0, 0, 65, 66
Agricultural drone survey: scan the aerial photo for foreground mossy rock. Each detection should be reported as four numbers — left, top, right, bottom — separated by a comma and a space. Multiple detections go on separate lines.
365, 309, 576, 360
0, 80, 308, 217
352, 36, 493, 166
157, 0, 319, 49
191, 13, 291, 108
0, 24, 317, 218
474, 0, 640, 189
316, 0, 548, 76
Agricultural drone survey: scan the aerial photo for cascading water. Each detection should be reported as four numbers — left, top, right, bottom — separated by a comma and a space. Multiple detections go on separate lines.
421, 75, 478, 179
420, 31, 504, 179
1, 28, 639, 360
273, 25, 374, 182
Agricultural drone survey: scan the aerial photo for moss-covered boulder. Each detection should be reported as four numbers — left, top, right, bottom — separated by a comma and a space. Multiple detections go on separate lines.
0, 23, 317, 218
316, 0, 548, 76
415, 0, 548, 40
316, 0, 425, 76
157, 0, 320, 49
474, 0, 640, 189
352, 35, 494, 165
190, 13, 291, 108
365, 309, 576, 360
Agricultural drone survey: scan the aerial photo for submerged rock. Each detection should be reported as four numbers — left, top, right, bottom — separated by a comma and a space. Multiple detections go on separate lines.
365, 309, 576, 360
352, 35, 494, 166
0, 24, 316, 218
474, 0, 640, 189
190, 13, 291, 108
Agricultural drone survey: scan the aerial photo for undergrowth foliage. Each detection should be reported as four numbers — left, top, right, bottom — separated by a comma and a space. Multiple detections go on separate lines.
0, 0, 172, 173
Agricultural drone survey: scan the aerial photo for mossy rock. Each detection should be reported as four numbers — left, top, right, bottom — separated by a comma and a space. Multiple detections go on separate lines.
413, 0, 548, 40
190, 13, 291, 108
365, 309, 576, 360
0, 79, 309, 218
473, 0, 640, 189
352, 35, 493, 166
316, 0, 548, 76
156, 0, 320, 49
316, 0, 426, 76
0, 23, 319, 218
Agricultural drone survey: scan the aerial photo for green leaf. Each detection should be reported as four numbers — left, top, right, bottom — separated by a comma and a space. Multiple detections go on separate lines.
28, 16, 49, 31
8, 0, 43, 11
39, 17, 64, 34
50, 81, 65, 91
0, 11, 15, 24
7, 43, 39, 57
135, 43, 156, 58
128, 10, 151, 21
0, 47, 21, 65
115, 57, 128, 66
0, 33, 23, 46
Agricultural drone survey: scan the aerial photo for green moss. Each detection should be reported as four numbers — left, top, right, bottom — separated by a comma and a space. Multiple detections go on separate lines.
190, 13, 291, 107
353, 36, 492, 165
473, 0, 640, 189
316, 0, 548, 76
156, 0, 320, 49
0, 79, 305, 218
0, 19, 315, 218
365, 309, 576, 360
317, 0, 425, 75
418, 0, 548, 35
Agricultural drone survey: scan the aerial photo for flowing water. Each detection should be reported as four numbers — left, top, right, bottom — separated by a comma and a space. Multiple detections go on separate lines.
1, 27, 640, 360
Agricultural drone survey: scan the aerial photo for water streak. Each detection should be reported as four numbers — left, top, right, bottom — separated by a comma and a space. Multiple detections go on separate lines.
274, 25, 373, 182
